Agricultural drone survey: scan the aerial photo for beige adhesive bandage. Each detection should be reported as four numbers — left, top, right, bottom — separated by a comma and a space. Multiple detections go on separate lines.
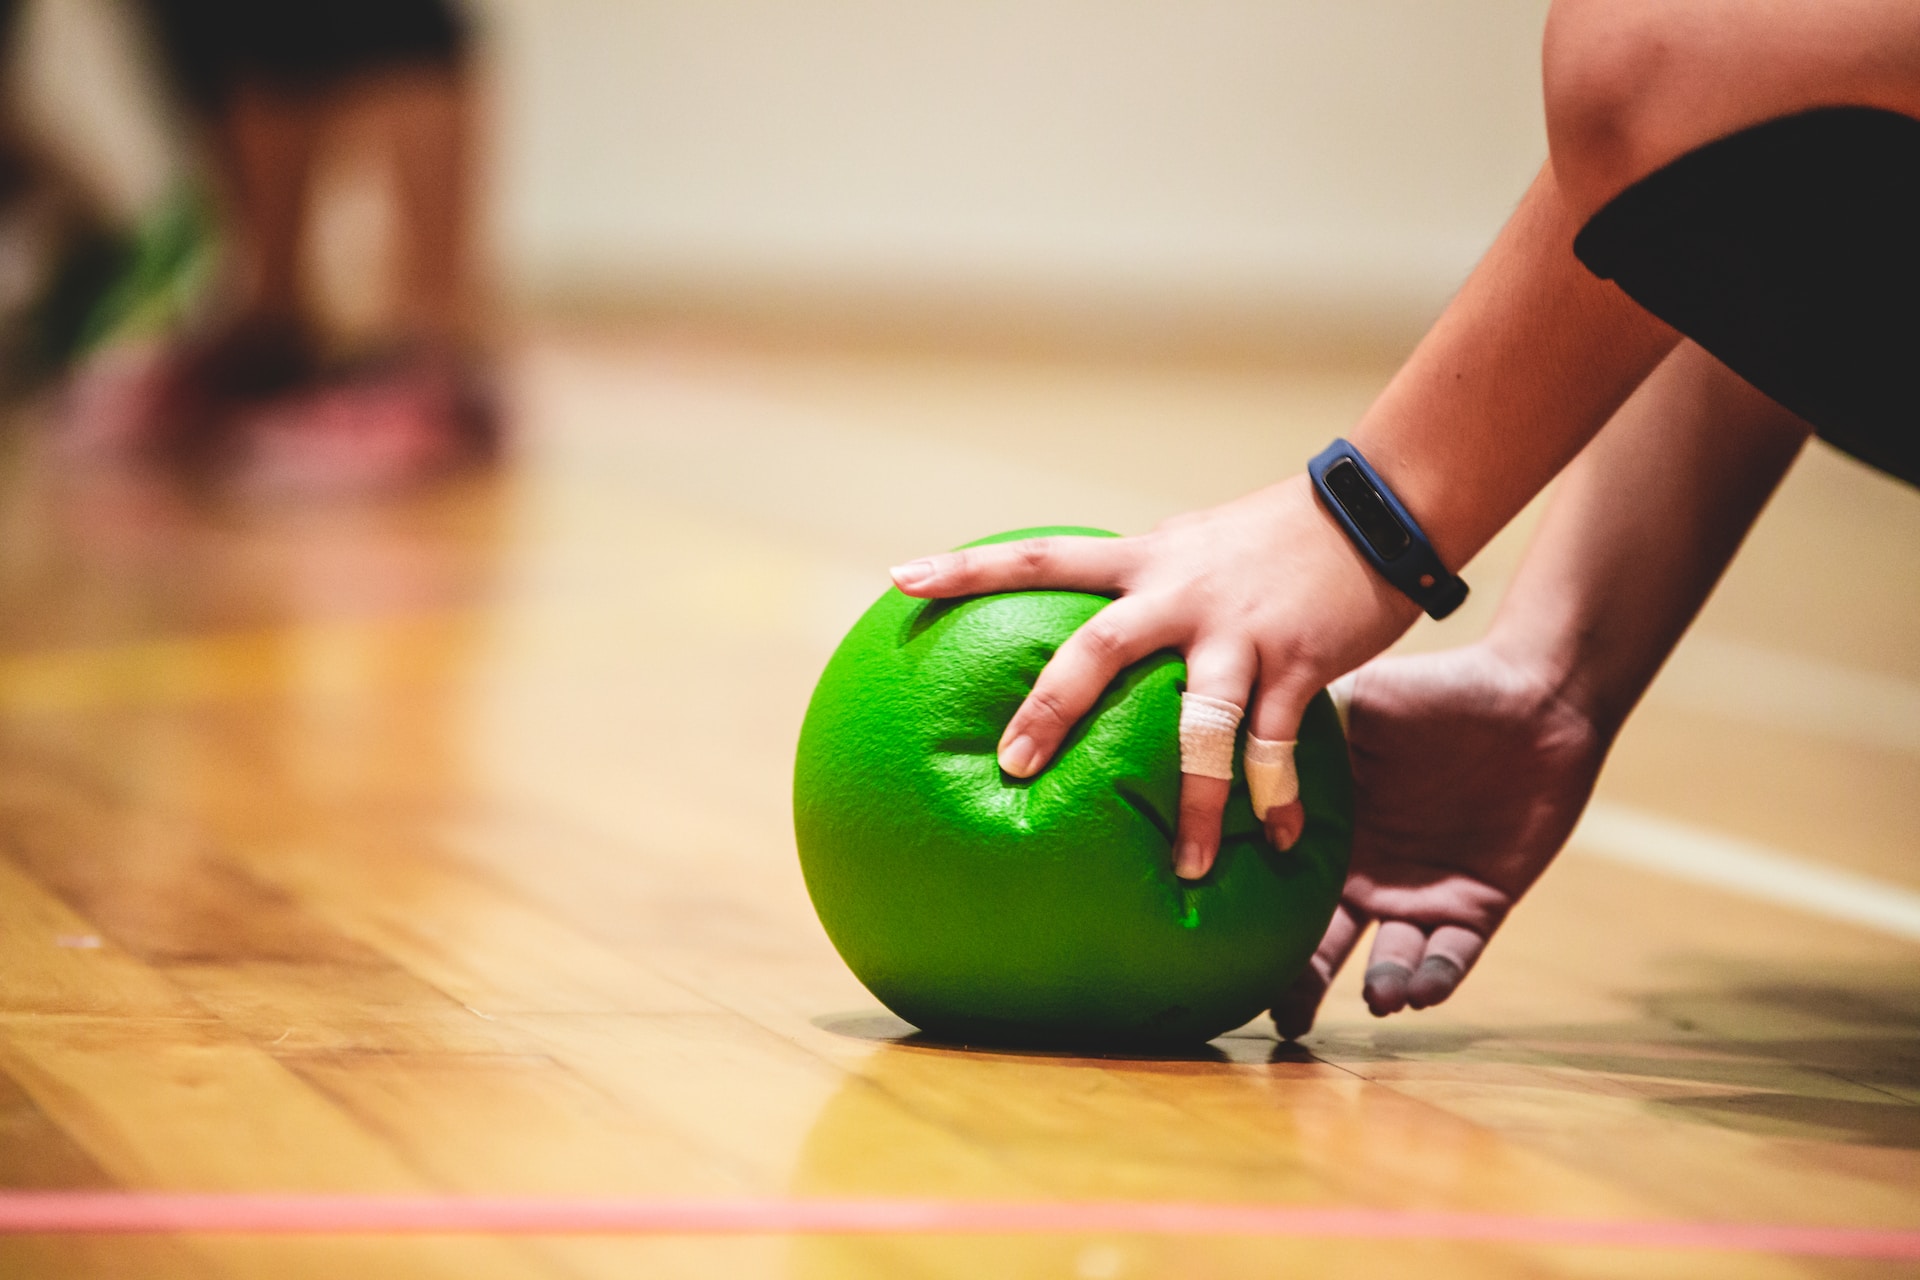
1244, 735, 1299, 818
1178, 693, 1243, 780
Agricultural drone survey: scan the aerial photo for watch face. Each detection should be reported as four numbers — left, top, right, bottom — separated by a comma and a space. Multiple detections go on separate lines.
1324, 458, 1411, 561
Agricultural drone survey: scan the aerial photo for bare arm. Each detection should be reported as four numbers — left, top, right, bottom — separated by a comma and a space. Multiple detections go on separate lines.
894, 163, 1676, 876
1276, 341, 1811, 1033
1488, 342, 1814, 740
1348, 165, 1678, 576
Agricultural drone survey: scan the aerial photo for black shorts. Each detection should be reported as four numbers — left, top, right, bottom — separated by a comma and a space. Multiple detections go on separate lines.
1575, 107, 1920, 486
140, 0, 470, 110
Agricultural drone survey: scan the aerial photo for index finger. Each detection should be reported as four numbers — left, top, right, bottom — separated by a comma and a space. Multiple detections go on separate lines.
890, 535, 1136, 599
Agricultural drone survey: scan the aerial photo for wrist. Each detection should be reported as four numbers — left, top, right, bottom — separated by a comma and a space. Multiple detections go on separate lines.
1307, 439, 1470, 620
1344, 427, 1487, 577
1238, 475, 1425, 692
1480, 614, 1629, 744
1285, 473, 1426, 629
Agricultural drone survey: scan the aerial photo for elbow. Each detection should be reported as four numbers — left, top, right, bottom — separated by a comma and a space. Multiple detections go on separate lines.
1543, 0, 1686, 221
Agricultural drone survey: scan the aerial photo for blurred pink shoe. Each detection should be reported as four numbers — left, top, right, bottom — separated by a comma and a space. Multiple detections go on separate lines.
229, 345, 498, 499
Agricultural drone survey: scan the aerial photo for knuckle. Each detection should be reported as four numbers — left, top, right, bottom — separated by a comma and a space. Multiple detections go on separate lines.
1013, 538, 1055, 574
1178, 777, 1230, 820
1256, 633, 1331, 696
940, 549, 974, 581
1178, 802, 1220, 830
1021, 685, 1078, 733
1073, 615, 1129, 664
1257, 628, 1317, 670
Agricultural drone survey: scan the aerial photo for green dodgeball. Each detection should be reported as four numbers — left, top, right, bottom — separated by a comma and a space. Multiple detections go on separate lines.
793, 527, 1352, 1049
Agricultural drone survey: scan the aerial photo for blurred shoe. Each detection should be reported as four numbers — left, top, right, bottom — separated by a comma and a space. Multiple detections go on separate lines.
56, 312, 312, 461
227, 342, 498, 499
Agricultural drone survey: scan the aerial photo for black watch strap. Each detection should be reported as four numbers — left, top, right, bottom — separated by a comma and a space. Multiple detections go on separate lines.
1308, 439, 1469, 620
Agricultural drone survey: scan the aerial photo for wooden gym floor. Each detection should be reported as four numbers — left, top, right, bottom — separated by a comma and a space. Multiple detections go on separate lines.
0, 328, 1916, 1278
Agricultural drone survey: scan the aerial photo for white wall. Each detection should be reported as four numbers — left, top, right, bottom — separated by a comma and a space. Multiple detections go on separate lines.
481, 0, 1552, 338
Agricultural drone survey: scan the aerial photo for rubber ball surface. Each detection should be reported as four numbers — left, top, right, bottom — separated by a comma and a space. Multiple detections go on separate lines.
793, 527, 1353, 1049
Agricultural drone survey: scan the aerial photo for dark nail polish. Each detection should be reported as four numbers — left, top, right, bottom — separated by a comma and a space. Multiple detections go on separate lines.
1363, 961, 1411, 1016
1407, 954, 1463, 1008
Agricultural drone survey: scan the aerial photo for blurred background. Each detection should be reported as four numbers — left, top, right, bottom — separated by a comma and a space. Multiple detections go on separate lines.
0, 10, 1916, 1260
4, 0, 1550, 370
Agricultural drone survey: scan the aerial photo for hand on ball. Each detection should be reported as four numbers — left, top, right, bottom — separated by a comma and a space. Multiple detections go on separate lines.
891, 475, 1420, 881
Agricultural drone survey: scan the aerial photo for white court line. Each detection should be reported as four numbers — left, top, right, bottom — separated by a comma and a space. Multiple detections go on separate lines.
1648, 635, 1920, 757
1571, 802, 1920, 944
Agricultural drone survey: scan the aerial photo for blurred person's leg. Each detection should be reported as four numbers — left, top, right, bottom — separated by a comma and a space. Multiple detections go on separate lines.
238, 57, 494, 496
67, 0, 486, 490
209, 80, 320, 384
57, 0, 309, 455
382, 68, 475, 355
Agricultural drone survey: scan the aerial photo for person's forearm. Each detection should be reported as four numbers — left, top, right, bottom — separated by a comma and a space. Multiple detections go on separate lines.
1483, 341, 1811, 740
1348, 164, 1680, 573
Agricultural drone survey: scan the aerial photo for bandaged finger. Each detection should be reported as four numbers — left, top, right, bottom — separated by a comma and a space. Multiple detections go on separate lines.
1178, 693, 1243, 780
1244, 734, 1298, 817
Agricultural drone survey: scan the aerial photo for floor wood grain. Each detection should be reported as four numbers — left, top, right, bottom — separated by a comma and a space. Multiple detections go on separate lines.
0, 331, 1915, 1278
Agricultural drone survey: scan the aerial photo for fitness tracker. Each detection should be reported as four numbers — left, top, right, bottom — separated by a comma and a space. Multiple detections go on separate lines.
1308, 438, 1469, 620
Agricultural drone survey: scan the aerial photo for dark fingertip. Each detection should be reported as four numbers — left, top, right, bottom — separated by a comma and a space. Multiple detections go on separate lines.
1271, 1003, 1315, 1042
1406, 955, 1464, 1009
1270, 968, 1329, 1041
1362, 962, 1411, 1017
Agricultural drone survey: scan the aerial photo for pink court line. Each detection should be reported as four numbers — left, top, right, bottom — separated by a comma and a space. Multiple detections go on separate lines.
0, 1194, 1917, 1259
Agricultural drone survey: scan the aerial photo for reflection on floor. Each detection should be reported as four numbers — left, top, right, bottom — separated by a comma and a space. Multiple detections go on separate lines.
0, 329, 1915, 1278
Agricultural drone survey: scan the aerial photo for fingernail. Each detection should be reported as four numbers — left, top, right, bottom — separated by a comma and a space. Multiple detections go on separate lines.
1174, 840, 1207, 880
1362, 962, 1411, 1017
1407, 955, 1463, 1009
1265, 803, 1305, 852
890, 559, 935, 589
998, 735, 1039, 777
